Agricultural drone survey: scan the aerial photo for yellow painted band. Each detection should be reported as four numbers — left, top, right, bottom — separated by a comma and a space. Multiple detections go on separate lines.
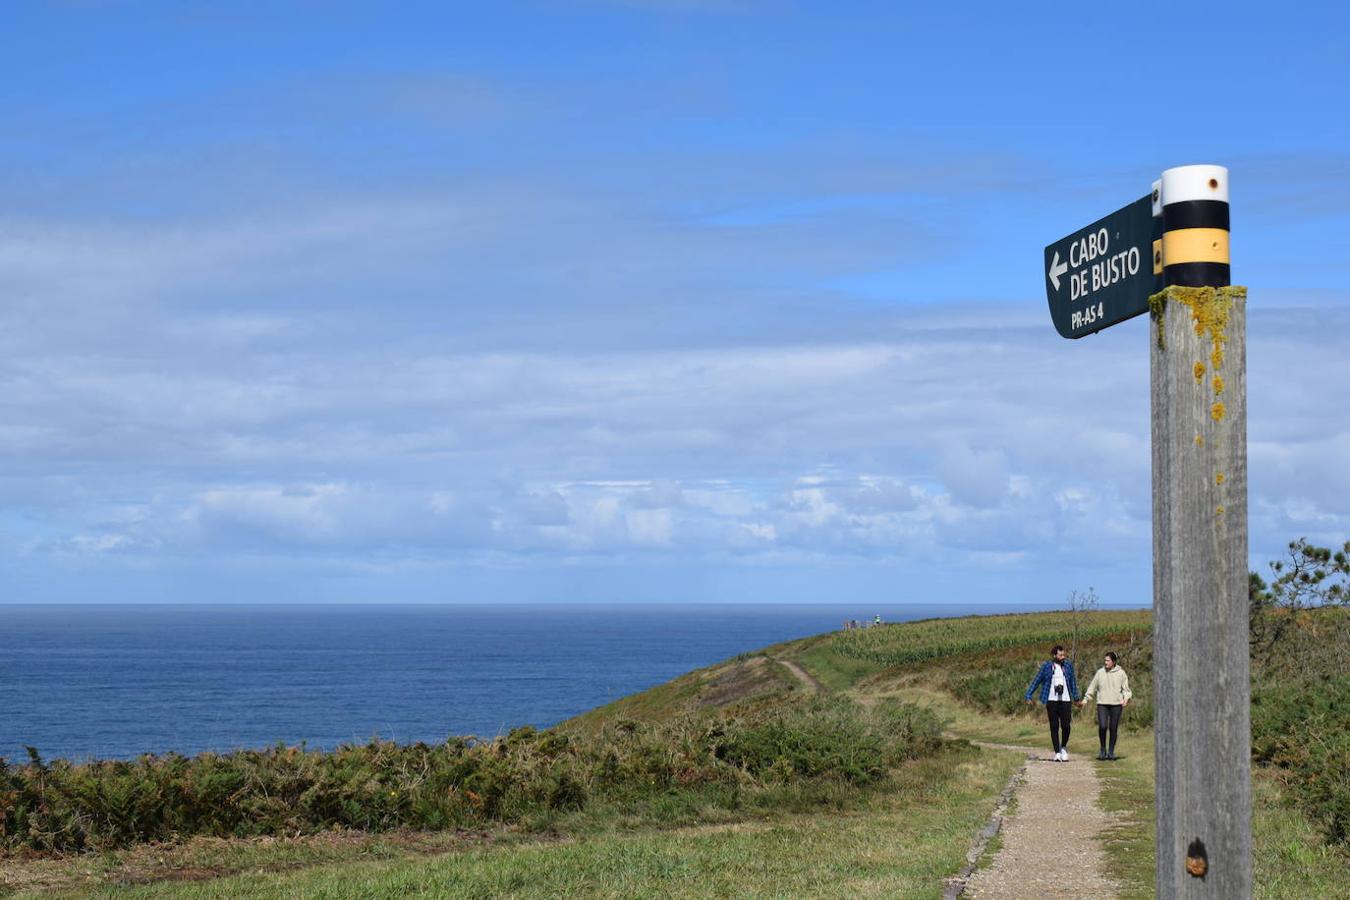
1162, 228, 1230, 265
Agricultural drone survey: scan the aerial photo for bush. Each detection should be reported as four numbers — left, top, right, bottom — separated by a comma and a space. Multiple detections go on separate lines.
1251, 672, 1350, 845
0, 697, 945, 855
709, 697, 942, 785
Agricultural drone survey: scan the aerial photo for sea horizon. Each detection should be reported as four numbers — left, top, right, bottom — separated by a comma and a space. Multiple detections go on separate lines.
0, 601, 1144, 764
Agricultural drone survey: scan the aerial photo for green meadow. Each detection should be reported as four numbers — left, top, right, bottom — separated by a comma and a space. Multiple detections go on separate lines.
2, 607, 1345, 898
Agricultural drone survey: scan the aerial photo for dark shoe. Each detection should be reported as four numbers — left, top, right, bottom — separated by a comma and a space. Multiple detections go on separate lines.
1107, 752, 1117, 760
1097, 749, 1107, 760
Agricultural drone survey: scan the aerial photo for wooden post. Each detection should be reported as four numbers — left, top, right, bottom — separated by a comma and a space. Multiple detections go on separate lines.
1150, 164, 1251, 897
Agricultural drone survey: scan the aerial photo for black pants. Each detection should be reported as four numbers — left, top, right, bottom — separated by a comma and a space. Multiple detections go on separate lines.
1097, 704, 1123, 754
1046, 700, 1073, 752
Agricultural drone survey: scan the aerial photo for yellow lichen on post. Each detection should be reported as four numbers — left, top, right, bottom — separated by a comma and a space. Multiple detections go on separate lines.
1149, 292, 1169, 350
1168, 287, 1238, 369
1152, 287, 1247, 427
1153, 286, 1247, 566
1149, 286, 1246, 360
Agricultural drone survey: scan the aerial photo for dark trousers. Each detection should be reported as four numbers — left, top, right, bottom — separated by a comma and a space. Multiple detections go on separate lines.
1097, 703, 1123, 753
1046, 700, 1073, 752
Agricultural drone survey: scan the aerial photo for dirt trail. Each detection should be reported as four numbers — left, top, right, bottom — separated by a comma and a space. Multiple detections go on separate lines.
774, 658, 824, 693
785, 680, 1119, 898
958, 746, 1120, 899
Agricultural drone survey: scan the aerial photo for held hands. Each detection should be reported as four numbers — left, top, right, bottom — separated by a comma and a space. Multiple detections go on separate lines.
1075, 701, 1085, 709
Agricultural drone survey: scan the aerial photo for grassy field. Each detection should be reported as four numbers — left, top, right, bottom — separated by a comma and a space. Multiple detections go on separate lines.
1, 746, 1024, 898
795, 609, 1348, 900
38, 749, 1021, 900
3, 608, 1346, 898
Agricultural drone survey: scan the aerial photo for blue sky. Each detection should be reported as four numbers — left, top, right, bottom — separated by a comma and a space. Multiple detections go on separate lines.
3, 1, 1348, 606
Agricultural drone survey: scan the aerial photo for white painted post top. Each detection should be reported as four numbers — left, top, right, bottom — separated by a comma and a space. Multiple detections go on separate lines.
1161, 164, 1229, 204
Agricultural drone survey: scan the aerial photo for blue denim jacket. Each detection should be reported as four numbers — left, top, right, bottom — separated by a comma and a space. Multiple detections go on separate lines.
1025, 659, 1079, 703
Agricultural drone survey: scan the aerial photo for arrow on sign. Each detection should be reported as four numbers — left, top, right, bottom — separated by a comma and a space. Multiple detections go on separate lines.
1047, 251, 1069, 291
1043, 194, 1160, 339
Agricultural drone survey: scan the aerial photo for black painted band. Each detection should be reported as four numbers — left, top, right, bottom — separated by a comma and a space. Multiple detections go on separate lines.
1163, 200, 1230, 232
1164, 262, 1231, 288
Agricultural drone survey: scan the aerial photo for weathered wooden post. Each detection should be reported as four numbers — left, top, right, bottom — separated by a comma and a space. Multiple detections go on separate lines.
1150, 164, 1251, 897
1042, 163, 1252, 897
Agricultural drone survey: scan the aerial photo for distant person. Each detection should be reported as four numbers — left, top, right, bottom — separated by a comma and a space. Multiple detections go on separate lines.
1024, 644, 1079, 761
1078, 651, 1131, 760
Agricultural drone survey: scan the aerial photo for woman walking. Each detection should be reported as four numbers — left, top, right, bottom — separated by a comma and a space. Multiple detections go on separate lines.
1078, 651, 1132, 760
1024, 644, 1079, 761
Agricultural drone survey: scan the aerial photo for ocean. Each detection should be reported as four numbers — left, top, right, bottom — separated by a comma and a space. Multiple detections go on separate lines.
2, 602, 1024, 762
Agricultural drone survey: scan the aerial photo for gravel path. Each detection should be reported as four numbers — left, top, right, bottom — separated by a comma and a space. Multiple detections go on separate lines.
961, 745, 1121, 899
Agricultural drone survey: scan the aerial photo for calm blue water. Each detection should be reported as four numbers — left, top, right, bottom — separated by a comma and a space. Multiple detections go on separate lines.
1, 603, 1018, 762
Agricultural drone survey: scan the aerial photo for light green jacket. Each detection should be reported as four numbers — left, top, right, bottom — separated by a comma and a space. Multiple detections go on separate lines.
1083, 666, 1132, 706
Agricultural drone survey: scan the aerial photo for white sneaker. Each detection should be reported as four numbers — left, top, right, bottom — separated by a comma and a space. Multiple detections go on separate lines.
1061, 749, 1070, 761
1053, 749, 1064, 761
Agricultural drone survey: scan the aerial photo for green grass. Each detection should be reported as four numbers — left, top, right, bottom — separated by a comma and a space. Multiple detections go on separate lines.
1253, 772, 1350, 899
8, 684, 918, 856
21, 749, 1022, 900
787, 635, 878, 693
828, 610, 1151, 669
5, 608, 1345, 898
562, 653, 799, 734
876, 685, 1350, 900
1071, 726, 1350, 900
1091, 728, 1156, 899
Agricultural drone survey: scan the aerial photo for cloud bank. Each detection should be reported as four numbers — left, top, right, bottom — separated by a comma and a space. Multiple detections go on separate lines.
3, 4, 1348, 604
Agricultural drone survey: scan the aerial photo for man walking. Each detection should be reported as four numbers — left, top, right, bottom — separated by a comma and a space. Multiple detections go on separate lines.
1025, 644, 1079, 761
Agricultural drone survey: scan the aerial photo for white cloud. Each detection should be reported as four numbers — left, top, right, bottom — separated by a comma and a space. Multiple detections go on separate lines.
4, 300, 1345, 579
2, 175, 1346, 601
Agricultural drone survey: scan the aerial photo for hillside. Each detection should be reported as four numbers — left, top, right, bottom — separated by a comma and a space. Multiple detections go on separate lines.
2, 608, 1346, 898
562, 609, 1151, 729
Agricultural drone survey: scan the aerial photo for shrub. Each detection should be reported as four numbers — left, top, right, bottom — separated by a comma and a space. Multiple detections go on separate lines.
0, 696, 946, 854
1251, 672, 1350, 845
708, 697, 939, 785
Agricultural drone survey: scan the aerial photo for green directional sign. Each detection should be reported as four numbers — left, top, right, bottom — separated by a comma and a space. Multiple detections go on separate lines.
1044, 195, 1161, 338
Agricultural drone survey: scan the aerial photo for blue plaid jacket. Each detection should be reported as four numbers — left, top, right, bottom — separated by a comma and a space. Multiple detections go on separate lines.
1025, 659, 1079, 703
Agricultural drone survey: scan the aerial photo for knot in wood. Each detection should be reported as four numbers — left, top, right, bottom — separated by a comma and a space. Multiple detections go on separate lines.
1185, 837, 1209, 878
